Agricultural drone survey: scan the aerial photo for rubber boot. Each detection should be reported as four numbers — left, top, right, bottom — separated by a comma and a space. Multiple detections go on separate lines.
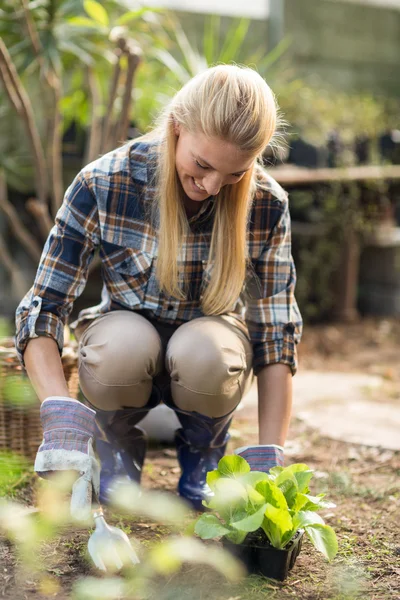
91, 388, 160, 504
164, 391, 233, 511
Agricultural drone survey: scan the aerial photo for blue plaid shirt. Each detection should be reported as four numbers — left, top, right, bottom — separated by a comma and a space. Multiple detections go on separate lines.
16, 139, 302, 374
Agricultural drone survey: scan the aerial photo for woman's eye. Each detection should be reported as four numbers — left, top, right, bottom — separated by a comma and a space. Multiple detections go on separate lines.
195, 160, 208, 169
233, 173, 244, 178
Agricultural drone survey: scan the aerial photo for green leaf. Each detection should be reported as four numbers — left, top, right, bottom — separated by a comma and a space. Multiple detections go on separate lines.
153, 48, 190, 86
217, 455, 250, 478
115, 8, 148, 26
275, 472, 298, 508
293, 510, 325, 530
245, 485, 266, 508
219, 18, 250, 64
73, 577, 127, 599
301, 494, 336, 511
203, 14, 220, 65
206, 469, 221, 490
311, 494, 336, 509
58, 40, 95, 65
262, 504, 293, 548
268, 466, 284, 479
231, 504, 267, 532
305, 524, 338, 561
184, 520, 196, 536
148, 536, 245, 581
84, 0, 109, 26
237, 471, 270, 488
173, 20, 205, 76
292, 493, 310, 513
286, 464, 314, 493
256, 35, 292, 72
194, 514, 231, 540
204, 478, 247, 512
255, 479, 288, 510
225, 529, 247, 544
265, 504, 293, 534
67, 16, 98, 28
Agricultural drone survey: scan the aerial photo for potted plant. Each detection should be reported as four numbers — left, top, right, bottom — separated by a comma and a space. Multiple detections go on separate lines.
193, 456, 338, 581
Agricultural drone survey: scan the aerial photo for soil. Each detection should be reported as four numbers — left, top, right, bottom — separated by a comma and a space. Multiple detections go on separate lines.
1, 318, 400, 599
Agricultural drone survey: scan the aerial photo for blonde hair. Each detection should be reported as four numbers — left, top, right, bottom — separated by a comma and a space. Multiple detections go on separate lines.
146, 65, 279, 315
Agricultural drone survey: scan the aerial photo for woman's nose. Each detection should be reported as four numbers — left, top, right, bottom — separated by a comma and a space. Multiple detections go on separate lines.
203, 174, 222, 196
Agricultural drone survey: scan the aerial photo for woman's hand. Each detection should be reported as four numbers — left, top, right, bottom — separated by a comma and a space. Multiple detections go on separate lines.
234, 444, 284, 472
35, 397, 100, 521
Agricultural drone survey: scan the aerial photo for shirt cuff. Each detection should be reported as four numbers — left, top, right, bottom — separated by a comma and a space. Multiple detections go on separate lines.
16, 308, 64, 367
252, 336, 298, 376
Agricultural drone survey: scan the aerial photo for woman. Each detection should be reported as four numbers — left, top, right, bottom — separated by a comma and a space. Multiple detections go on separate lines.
16, 65, 302, 516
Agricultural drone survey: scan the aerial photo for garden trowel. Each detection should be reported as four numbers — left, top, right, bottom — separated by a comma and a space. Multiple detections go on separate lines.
88, 494, 140, 572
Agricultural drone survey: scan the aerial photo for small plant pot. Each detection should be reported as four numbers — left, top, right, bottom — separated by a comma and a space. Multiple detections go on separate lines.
223, 529, 304, 581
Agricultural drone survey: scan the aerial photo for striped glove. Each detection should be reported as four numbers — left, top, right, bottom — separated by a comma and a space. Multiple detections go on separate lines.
234, 444, 284, 472
34, 397, 100, 521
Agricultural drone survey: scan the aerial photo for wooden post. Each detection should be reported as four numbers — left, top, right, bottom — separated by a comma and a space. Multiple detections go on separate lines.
333, 224, 360, 322
268, 0, 285, 52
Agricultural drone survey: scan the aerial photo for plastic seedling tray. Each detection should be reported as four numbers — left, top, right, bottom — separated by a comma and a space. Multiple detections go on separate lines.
223, 529, 304, 581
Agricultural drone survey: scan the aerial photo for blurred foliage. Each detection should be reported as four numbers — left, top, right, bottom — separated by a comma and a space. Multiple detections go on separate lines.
1, 375, 37, 408
276, 80, 399, 163
291, 179, 391, 322
151, 13, 291, 85
0, 450, 31, 496
0, 319, 12, 338
0, 476, 244, 598
0, 1, 292, 192
1, 0, 397, 191
0, 0, 170, 190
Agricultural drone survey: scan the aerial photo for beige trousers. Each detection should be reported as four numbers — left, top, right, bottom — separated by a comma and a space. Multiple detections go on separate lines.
77, 311, 253, 418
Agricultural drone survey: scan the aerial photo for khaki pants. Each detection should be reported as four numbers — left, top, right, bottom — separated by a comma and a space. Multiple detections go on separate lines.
77, 311, 253, 418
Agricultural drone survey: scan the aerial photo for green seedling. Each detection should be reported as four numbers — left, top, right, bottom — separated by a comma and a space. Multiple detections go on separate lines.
194, 455, 338, 561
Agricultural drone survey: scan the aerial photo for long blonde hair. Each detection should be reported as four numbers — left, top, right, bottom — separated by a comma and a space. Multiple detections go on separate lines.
147, 65, 279, 315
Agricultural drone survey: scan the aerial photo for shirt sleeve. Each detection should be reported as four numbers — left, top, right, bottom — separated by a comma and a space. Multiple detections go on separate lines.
245, 196, 303, 375
15, 173, 100, 366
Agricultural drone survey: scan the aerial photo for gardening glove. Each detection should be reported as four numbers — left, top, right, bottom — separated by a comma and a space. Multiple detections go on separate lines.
34, 397, 100, 522
234, 444, 284, 472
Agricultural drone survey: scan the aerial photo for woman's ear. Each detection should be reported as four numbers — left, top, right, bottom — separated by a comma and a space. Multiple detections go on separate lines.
173, 118, 180, 137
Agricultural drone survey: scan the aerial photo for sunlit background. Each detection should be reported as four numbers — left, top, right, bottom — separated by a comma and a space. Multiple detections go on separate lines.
0, 1, 399, 598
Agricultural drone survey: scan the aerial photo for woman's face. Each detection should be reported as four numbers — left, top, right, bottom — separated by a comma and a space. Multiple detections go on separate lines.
174, 125, 255, 202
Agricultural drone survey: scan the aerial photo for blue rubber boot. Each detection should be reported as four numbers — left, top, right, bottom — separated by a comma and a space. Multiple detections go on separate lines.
164, 392, 233, 511
93, 389, 160, 504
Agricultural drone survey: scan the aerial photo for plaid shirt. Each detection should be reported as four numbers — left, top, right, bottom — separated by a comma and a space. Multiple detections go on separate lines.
15, 139, 302, 374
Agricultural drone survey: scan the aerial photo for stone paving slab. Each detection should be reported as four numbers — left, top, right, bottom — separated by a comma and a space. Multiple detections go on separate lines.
242, 371, 400, 451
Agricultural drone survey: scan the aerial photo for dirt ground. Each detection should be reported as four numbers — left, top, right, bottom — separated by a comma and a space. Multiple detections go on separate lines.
1, 318, 400, 600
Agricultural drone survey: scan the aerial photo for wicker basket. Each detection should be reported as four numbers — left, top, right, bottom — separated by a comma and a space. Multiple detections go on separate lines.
0, 337, 79, 460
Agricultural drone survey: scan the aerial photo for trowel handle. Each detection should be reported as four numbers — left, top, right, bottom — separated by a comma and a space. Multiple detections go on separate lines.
92, 488, 105, 520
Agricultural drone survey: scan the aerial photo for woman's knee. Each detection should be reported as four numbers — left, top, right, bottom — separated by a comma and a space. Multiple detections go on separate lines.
78, 311, 163, 410
166, 317, 252, 417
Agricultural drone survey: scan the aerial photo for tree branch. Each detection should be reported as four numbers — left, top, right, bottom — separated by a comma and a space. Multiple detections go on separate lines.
101, 49, 122, 154
49, 79, 64, 216
115, 47, 142, 146
20, 0, 43, 58
0, 170, 42, 262
0, 234, 28, 299
25, 198, 53, 241
0, 39, 48, 205
19, 0, 64, 215
85, 68, 103, 163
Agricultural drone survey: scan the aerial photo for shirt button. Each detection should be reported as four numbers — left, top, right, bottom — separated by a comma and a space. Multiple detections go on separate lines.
167, 305, 174, 311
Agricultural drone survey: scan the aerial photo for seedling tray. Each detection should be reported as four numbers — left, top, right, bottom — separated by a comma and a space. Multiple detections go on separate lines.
223, 529, 304, 581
